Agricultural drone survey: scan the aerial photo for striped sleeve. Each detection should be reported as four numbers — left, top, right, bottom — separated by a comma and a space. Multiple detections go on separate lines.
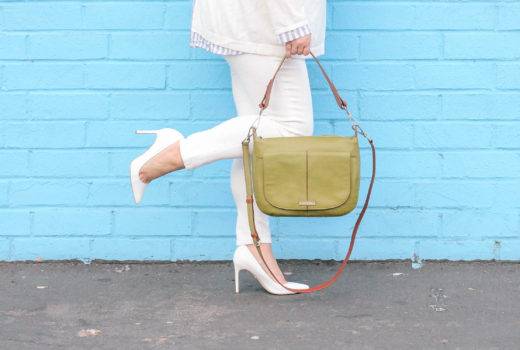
277, 24, 312, 44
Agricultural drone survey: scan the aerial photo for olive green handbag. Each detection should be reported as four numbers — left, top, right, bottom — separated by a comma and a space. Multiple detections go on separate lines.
241, 51, 377, 294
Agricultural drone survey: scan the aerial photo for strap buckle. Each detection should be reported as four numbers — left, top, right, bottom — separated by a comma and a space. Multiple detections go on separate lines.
242, 125, 257, 144
345, 107, 372, 142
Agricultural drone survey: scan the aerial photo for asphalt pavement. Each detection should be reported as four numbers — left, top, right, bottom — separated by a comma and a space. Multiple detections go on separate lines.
1, 260, 519, 349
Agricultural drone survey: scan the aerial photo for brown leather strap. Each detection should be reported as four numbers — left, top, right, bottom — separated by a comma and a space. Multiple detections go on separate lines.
259, 50, 348, 111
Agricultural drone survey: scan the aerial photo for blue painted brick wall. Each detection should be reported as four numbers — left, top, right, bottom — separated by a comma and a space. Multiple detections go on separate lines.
0, 1, 519, 262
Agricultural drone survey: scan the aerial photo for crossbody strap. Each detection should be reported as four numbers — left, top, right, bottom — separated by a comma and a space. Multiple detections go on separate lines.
241, 50, 377, 294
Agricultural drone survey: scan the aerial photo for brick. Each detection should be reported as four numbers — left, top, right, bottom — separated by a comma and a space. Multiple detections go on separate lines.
28, 93, 109, 120
413, 181, 496, 209
377, 151, 442, 178
0, 210, 31, 236
190, 92, 236, 120
413, 122, 494, 149
442, 94, 520, 120
83, 3, 164, 30
110, 93, 189, 120
86, 121, 169, 148
91, 238, 171, 261
313, 90, 359, 121
0, 182, 8, 206
168, 62, 231, 89
114, 208, 190, 236
33, 208, 111, 236
333, 63, 415, 90
3, 64, 83, 90
274, 237, 343, 260
0, 34, 26, 59
334, 121, 414, 149
360, 94, 440, 121
2, 122, 85, 148
9, 180, 89, 206
0, 238, 9, 261
191, 159, 232, 178
110, 32, 190, 60
324, 32, 358, 60
172, 237, 233, 260
31, 150, 110, 177
414, 4, 494, 30
360, 33, 440, 60
494, 182, 520, 210
418, 239, 495, 260
362, 209, 441, 238
491, 123, 520, 148
2, 3, 82, 30
27, 33, 108, 60
444, 33, 520, 60
170, 180, 235, 207
86, 180, 170, 206
368, 180, 414, 208
348, 238, 418, 260
332, 3, 415, 30
0, 94, 27, 119
499, 239, 520, 260
0, 151, 29, 176
308, 61, 334, 90
164, 2, 193, 29
442, 210, 518, 239
441, 151, 520, 178
497, 64, 520, 89
498, 4, 520, 30
84, 63, 165, 89
192, 210, 235, 237
11, 237, 90, 261
313, 121, 334, 135
415, 63, 495, 89
277, 215, 352, 237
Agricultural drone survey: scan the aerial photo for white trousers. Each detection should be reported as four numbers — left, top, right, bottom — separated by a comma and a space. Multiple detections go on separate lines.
179, 53, 314, 246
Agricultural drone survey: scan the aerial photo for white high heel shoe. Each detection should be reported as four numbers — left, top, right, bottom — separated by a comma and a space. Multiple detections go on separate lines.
233, 245, 309, 295
130, 128, 184, 204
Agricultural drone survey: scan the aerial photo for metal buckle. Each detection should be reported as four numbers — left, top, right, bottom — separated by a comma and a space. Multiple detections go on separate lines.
345, 107, 371, 141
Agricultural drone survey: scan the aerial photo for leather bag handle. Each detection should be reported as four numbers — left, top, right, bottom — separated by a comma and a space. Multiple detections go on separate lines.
259, 50, 348, 111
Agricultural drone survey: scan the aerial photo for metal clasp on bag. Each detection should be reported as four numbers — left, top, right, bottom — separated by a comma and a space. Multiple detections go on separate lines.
345, 106, 371, 142
243, 125, 257, 143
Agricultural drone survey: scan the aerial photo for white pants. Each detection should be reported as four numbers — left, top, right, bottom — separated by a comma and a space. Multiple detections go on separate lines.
179, 53, 314, 246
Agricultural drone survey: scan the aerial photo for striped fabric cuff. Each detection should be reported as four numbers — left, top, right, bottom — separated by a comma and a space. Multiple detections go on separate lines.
277, 24, 312, 44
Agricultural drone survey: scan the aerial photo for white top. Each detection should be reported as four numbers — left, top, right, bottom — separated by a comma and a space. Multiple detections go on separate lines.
190, 0, 326, 58
190, 23, 312, 56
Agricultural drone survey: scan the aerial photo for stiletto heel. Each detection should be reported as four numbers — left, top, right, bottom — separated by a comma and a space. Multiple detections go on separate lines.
232, 245, 309, 295
234, 266, 240, 293
130, 127, 184, 204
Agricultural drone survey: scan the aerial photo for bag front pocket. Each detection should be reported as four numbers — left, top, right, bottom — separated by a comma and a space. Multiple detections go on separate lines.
262, 150, 351, 211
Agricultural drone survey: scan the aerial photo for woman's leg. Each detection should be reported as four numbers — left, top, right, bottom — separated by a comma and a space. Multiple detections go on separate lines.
226, 54, 313, 283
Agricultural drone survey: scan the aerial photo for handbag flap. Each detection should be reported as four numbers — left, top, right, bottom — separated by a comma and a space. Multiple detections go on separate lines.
262, 150, 351, 211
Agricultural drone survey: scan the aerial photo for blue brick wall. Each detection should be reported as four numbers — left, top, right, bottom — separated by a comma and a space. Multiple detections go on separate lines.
1, 1, 519, 262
